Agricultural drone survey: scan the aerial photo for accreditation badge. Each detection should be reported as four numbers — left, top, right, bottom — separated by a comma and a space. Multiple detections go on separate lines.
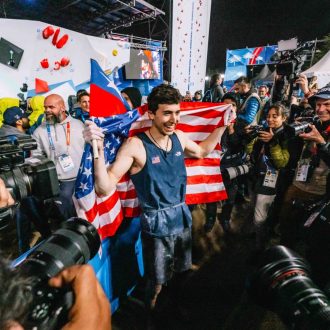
295, 162, 309, 182
263, 169, 278, 188
58, 154, 75, 172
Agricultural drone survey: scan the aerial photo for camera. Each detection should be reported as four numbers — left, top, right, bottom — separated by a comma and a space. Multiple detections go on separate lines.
247, 245, 330, 330
0, 135, 59, 201
15, 217, 101, 330
271, 41, 314, 104
247, 125, 268, 139
222, 163, 251, 180
284, 116, 319, 137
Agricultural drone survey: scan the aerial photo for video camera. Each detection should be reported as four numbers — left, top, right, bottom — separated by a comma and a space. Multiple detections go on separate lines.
0, 135, 59, 202
14, 217, 100, 330
271, 41, 314, 104
247, 245, 330, 330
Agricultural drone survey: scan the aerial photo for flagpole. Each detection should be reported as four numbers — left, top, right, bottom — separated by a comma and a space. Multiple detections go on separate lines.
92, 139, 99, 159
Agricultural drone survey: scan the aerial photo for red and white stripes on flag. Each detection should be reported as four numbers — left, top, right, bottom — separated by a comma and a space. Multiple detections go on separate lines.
125, 101, 233, 209
74, 102, 233, 239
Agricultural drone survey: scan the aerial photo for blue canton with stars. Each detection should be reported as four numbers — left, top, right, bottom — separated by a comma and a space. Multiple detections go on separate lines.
74, 110, 140, 199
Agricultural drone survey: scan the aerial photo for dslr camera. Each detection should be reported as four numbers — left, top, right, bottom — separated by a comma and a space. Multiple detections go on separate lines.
247, 125, 268, 139
0, 135, 59, 202
14, 218, 101, 330
284, 116, 320, 137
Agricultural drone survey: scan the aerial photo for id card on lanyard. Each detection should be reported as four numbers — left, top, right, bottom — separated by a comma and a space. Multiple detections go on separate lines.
47, 122, 74, 173
262, 155, 278, 188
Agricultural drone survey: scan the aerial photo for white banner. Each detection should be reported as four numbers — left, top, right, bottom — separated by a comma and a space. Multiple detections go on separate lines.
171, 0, 212, 95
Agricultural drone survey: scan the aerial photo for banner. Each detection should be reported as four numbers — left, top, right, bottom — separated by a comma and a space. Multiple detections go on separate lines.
224, 45, 277, 86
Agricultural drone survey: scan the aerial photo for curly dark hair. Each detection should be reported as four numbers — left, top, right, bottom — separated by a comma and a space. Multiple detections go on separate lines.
0, 256, 33, 329
147, 84, 181, 113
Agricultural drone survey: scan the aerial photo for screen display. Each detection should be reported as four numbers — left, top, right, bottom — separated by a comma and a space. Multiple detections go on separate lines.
125, 49, 160, 80
0, 38, 24, 69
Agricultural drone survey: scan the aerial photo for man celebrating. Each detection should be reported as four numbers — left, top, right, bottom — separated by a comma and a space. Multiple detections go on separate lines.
33, 94, 85, 220
84, 84, 227, 309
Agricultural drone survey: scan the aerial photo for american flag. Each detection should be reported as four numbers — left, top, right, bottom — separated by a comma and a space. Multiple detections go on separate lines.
74, 101, 233, 240
73, 111, 140, 240
73, 60, 234, 239
129, 101, 233, 205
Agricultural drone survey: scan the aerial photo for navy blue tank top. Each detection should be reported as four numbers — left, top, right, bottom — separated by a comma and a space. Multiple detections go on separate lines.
130, 132, 192, 237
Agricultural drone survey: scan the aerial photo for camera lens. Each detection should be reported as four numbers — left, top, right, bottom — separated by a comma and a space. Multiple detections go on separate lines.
19, 218, 100, 280
248, 245, 330, 329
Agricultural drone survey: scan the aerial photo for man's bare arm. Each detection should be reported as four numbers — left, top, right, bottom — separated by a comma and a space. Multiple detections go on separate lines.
94, 138, 139, 196
176, 126, 227, 159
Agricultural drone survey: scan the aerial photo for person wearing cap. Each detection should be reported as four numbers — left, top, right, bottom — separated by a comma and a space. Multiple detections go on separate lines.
1, 106, 30, 135
121, 87, 142, 110
0, 106, 52, 253
279, 84, 330, 249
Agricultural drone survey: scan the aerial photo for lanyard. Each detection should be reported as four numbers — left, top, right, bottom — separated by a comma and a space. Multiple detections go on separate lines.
46, 122, 70, 153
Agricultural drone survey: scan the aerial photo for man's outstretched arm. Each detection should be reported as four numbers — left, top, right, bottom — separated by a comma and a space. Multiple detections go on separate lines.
177, 126, 227, 159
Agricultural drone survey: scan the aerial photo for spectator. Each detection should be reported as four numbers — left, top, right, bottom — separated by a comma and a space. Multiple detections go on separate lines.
26, 96, 45, 134
193, 90, 203, 102
121, 87, 142, 110
234, 76, 261, 125
33, 94, 85, 220
1, 106, 29, 136
203, 73, 224, 102
204, 92, 243, 233
72, 91, 90, 123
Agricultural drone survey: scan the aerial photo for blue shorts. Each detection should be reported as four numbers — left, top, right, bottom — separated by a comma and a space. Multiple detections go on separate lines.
142, 227, 192, 285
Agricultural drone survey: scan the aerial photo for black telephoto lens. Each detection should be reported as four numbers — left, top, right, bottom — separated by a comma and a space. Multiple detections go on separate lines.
19, 217, 100, 280
247, 245, 330, 329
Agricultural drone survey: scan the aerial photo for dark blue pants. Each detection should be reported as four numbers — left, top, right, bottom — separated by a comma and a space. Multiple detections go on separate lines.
52, 180, 77, 221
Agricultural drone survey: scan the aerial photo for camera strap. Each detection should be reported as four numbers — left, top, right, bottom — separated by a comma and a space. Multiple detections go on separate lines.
304, 199, 330, 228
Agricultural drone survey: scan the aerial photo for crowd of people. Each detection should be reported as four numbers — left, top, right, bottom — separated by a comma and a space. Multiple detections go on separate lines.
0, 71, 329, 328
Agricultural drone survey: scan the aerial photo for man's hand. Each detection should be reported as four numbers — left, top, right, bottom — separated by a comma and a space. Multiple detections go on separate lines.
0, 178, 15, 208
49, 265, 111, 330
299, 125, 326, 144
295, 74, 309, 95
83, 120, 105, 149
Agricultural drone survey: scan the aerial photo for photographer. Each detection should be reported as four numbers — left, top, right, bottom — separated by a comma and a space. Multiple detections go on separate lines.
0, 182, 111, 330
246, 103, 290, 249
279, 86, 330, 248
0, 259, 111, 330
0, 108, 52, 253
204, 93, 243, 233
